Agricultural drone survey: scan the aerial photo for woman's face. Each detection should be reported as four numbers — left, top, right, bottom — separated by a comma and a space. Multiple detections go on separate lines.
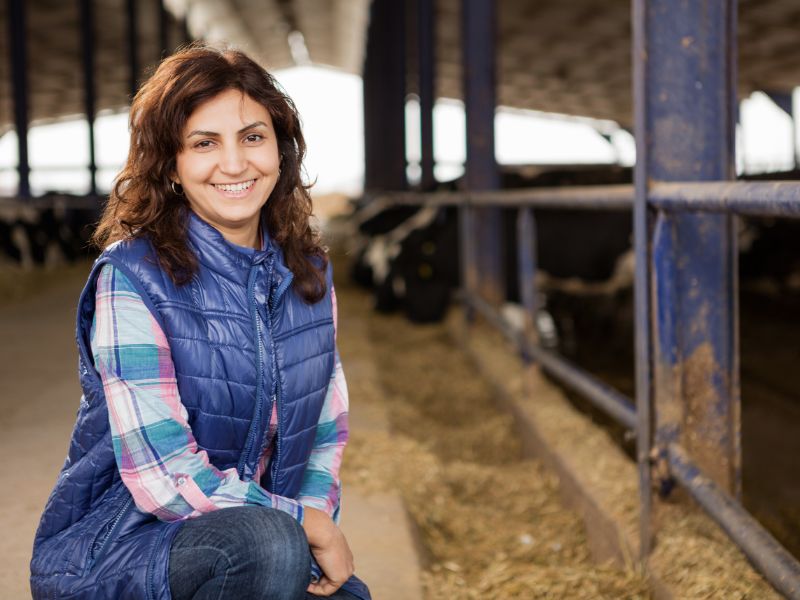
174, 89, 281, 248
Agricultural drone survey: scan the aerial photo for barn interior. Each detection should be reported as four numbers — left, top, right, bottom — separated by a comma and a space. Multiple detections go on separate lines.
2, 0, 800, 597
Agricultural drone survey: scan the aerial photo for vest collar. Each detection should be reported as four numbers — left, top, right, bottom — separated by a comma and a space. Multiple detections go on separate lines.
186, 209, 277, 283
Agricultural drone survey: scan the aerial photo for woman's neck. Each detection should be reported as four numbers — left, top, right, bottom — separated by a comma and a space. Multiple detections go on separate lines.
216, 222, 262, 250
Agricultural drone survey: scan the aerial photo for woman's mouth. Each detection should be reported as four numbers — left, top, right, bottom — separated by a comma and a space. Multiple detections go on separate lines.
212, 179, 256, 197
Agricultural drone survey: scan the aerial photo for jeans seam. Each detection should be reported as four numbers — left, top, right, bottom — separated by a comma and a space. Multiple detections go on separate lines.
171, 545, 234, 569
172, 544, 233, 599
215, 569, 230, 600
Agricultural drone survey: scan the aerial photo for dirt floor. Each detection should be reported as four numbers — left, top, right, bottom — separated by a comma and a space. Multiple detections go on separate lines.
0, 258, 424, 600
4, 245, 788, 599
2, 257, 648, 599
0, 262, 92, 598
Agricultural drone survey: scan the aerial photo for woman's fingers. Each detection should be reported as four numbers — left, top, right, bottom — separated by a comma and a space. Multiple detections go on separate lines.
309, 524, 355, 589
307, 576, 339, 596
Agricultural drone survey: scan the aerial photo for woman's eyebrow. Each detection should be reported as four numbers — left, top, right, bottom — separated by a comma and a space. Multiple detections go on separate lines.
238, 121, 268, 133
186, 121, 268, 138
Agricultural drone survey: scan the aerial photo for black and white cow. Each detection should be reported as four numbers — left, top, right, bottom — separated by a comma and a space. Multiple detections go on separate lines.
350, 165, 633, 325
350, 195, 460, 322
0, 193, 99, 267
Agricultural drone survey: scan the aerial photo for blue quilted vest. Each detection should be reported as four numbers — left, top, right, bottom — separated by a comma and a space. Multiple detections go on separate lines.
30, 211, 370, 600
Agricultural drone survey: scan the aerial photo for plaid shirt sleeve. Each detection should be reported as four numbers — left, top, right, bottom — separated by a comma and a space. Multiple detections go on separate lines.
90, 263, 304, 523
296, 286, 350, 524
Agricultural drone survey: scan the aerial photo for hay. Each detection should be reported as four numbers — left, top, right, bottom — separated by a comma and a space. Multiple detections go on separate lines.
447, 304, 781, 599
649, 504, 780, 599
336, 282, 649, 599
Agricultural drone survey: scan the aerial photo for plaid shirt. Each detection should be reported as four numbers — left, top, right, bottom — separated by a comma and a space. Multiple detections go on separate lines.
90, 263, 349, 524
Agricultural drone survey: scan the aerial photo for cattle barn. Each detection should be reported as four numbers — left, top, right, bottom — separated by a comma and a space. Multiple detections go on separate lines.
2, 0, 800, 597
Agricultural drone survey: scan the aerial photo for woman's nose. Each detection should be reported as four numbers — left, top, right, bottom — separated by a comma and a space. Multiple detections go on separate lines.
219, 144, 247, 175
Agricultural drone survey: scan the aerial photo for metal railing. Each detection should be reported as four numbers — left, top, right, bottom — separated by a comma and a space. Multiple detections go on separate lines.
380, 180, 800, 599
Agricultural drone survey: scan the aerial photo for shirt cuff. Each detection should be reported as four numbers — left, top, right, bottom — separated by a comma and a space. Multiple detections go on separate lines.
173, 473, 219, 513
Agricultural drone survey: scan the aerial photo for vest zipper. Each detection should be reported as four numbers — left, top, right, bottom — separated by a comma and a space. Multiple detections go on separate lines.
238, 260, 272, 479
273, 271, 294, 304
147, 524, 172, 600
86, 495, 134, 572
266, 279, 283, 492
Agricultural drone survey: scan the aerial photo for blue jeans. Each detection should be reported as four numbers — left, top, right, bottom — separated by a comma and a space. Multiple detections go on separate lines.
168, 506, 360, 600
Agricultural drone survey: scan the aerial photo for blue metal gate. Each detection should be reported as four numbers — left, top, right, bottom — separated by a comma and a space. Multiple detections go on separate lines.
388, 0, 800, 596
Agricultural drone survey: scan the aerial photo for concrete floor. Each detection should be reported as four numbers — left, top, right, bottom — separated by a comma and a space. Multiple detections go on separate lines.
0, 264, 422, 599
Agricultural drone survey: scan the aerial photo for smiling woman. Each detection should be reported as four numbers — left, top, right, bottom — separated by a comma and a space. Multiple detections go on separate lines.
174, 90, 281, 249
89, 44, 327, 302
29, 43, 370, 600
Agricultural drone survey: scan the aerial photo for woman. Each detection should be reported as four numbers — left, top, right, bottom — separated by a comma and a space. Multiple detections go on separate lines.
30, 43, 369, 600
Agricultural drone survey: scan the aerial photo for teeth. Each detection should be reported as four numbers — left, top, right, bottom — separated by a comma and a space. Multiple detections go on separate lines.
214, 179, 255, 192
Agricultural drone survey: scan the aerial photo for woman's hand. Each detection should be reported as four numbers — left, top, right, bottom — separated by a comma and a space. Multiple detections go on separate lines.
302, 507, 354, 596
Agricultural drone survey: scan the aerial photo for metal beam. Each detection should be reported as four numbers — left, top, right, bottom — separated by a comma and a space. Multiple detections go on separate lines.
126, 0, 139, 99
362, 7, 377, 191
80, 0, 97, 196
650, 181, 800, 217
181, 16, 191, 45
764, 89, 792, 116
763, 90, 796, 168
8, 0, 30, 198
159, 0, 169, 58
466, 292, 638, 431
516, 207, 538, 354
635, 0, 740, 552
387, 181, 800, 217
418, 0, 436, 191
361, 83, 372, 189
387, 186, 634, 208
462, 0, 502, 306
362, 0, 407, 193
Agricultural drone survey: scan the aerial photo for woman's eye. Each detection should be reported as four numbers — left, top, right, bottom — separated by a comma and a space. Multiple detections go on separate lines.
194, 140, 214, 149
245, 134, 263, 143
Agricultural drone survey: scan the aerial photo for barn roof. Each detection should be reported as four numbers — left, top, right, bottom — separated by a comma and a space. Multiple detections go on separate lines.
1, 0, 799, 132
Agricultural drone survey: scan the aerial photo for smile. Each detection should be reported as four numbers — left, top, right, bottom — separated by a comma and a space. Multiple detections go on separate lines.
213, 179, 256, 194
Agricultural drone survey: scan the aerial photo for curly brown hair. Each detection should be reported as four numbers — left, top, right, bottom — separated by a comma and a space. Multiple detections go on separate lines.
92, 42, 328, 303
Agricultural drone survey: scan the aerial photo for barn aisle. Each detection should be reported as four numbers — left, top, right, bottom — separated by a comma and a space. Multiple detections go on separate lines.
1, 249, 779, 599
0, 261, 422, 600
0, 264, 90, 599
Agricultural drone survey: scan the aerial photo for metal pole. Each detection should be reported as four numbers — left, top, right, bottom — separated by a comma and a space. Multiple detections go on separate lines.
8, 0, 31, 198
362, 0, 407, 193
80, 0, 97, 196
418, 0, 436, 191
381, 0, 406, 191
635, 0, 740, 550
764, 90, 796, 169
126, 0, 139, 99
650, 180, 800, 217
159, 0, 169, 58
516, 207, 538, 355
362, 2, 377, 192
465, 292, 639, 430
632, 0, 653, 561
462, 0, 502, 306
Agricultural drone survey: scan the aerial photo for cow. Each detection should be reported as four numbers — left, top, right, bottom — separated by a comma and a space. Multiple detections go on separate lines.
0, 193, 99, 268
349, 165, 633, 326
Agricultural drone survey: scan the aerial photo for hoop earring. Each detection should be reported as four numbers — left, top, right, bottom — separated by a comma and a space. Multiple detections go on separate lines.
171, 181, 184, 196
